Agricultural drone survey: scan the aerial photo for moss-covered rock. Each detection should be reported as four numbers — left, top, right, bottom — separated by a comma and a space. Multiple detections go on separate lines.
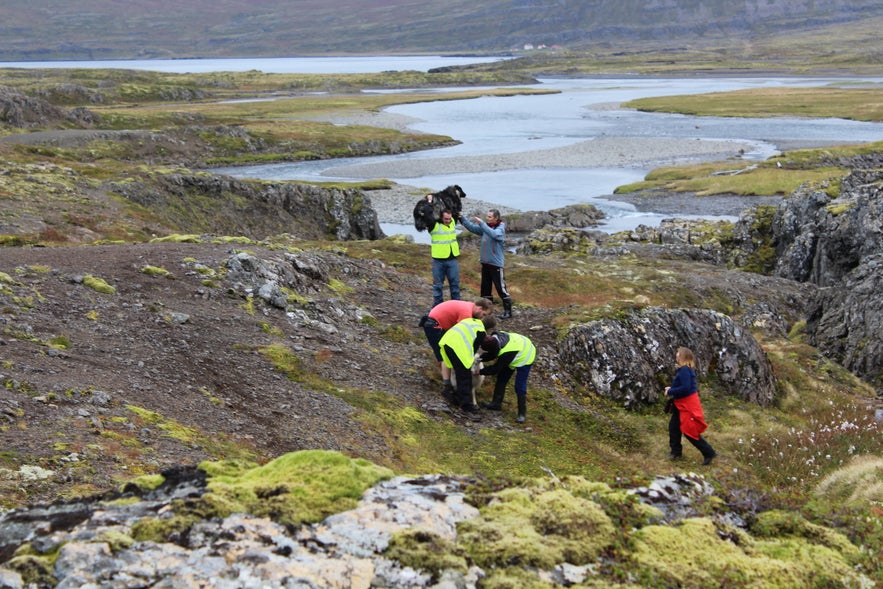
384, 528, 469, 576
458, 484, 617, 569
200, 450, 394, 528
631, 516, 867, 588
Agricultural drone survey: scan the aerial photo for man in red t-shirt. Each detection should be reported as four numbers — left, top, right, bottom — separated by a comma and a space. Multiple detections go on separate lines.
420, 298, 493, 396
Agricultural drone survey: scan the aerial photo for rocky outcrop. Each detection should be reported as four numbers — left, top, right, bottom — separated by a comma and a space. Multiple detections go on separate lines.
767, 170, 883, 386
807, 254, 883, 384
771, 171, 882, 286
111, 172, 384, 241
621, 168, 883, 388
558, 307, 777, 408
0, 467, 480, 589
0, 86, 98, 130
2, 452, 869, 589
515, 226, 610, 255
506, 204, 605, 234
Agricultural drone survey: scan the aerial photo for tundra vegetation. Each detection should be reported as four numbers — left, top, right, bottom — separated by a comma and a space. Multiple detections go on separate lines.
1, 60, 882, 587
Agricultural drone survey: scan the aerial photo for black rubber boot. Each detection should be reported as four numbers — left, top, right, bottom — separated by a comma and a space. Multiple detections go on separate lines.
516, 395, 526, 423
500, 297, 513, 319
481, 385, 505, 410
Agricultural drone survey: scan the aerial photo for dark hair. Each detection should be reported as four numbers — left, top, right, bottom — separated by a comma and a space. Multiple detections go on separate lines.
480, 334, 500, 359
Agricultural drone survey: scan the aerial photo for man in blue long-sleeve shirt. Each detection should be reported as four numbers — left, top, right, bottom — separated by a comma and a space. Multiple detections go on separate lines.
459, 209, 514, 319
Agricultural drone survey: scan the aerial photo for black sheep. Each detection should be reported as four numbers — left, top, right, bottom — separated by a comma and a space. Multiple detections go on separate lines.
412, 185, 467, 231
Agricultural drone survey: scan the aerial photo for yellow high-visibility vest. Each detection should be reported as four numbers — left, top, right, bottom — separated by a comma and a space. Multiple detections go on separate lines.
430, 220, 460, 259
439, 318, 485, 368
499, 332, 536, 367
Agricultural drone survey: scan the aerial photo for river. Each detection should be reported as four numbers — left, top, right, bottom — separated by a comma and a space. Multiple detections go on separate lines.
217, 74, 883, 236
8, 56, 883, 236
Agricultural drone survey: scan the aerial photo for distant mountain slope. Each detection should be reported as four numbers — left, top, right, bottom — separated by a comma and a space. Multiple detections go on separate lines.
1, 0, 882, 61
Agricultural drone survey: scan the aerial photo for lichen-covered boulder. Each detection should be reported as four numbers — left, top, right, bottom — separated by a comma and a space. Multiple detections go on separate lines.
558, 307, 777, 408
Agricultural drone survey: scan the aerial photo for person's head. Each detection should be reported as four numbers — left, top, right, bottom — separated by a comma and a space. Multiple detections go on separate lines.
482, 314, 497, 333
676, 347, 696, 369
441, 209, 453, 224
472, 298, 493, 318
486, 209, 501, 226
480, 333, 500, 361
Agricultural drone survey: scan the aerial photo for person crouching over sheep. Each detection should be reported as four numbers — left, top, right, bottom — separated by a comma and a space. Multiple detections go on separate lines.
439, 315, 496, 420
421, 298, 494, 398
478, 329, 536, 423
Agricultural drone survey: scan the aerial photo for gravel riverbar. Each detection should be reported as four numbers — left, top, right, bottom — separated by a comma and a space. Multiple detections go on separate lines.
322, 109, 768, 224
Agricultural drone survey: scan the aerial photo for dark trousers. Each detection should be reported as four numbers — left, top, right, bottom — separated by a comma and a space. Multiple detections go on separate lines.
492, 364, 532, 401
669, 408, 715, 458
443, 344, 475, 408
480, 263, 510, 301
423, 322, 443, 362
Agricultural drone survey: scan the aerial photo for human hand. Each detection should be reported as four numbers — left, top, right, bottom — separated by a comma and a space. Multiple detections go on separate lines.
474, 216, 482, 224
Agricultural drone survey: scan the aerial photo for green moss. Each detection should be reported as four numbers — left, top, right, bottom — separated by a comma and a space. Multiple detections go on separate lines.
210, 235, 254, 244
131, 513, 201, 543
125, 473, 166, 492
741, 205, 779, 275
282, 286, 309, 305
7, 542, 61, 585
384, 529, 469, 576
149, 234, 202, 243
751, 510, 862, 559
631, 517, 867, 588
124, 404, 255, 461
82, 274, 116, 294
328, 277, 354, 295
258, 321, 285, 337
787, 320, 807, 342
825, 201, 856, 216
379, 324, 413, 343
140, 265, 171, 277
260, 342, 305, 378
102, 496, 143, 507
197, 450, 393, 527
94, 529, 136, 552
5, 553, 57, 587
479, 567, 557, 589
458, 484, 617, 569
47, 335, 71, 349
236, 295, 255, 315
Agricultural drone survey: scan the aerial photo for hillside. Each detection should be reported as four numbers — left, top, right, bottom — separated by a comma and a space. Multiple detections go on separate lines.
0, 51, 882, 586
1, 0, 882, 65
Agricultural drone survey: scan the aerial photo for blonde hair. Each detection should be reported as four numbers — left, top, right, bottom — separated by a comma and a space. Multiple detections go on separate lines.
676, 347, 696, 369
